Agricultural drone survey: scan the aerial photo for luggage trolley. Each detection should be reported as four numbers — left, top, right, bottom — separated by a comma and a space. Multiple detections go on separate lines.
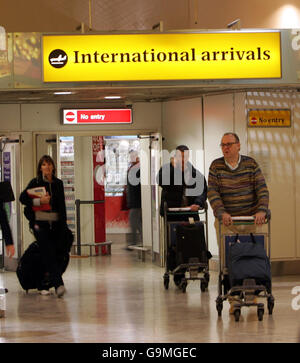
163, 202, 210, 293
216, 213, 275, 321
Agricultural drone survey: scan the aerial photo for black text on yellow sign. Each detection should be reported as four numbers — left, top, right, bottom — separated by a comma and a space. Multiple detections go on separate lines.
42, 32, 281, 82
248, 109, 291, 127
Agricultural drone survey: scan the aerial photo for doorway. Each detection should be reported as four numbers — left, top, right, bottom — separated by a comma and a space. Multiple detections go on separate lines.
33, 132, 162, 262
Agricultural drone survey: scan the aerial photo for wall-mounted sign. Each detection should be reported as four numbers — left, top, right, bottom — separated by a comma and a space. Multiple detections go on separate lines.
43, 32, 281, 82
248, 109, 291, 127
62, 108, 132, 124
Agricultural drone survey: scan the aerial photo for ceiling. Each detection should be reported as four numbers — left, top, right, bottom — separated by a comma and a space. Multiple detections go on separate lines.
0, 84, 297, 104
0, 1, 299, 104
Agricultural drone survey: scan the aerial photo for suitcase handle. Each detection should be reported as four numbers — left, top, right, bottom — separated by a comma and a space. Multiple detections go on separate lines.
234, 233, 257, 244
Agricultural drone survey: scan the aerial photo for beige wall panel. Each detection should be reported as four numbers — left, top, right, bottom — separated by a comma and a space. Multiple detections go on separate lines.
234, 93, 248, 155
0, 104, 21, 131
20, 103, 162, 133
19, 132, 34, 251
74, 136, 94, 246
294, 93, 300, 258
204, 93, 234, 256
246, 91, 295, 260
162, 98, 203, 169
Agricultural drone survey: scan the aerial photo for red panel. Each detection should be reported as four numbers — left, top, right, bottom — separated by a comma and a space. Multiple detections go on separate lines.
63, 109, 132, 124
105, 196, 129, 228
92, 136, 106, 254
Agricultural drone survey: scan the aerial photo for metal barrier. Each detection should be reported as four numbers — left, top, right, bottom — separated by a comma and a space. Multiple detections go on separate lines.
74, 199, 112, 256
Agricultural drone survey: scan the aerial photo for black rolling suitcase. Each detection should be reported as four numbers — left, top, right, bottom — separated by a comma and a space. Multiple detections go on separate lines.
16, 241, 70, 292
175, 222, 209, 267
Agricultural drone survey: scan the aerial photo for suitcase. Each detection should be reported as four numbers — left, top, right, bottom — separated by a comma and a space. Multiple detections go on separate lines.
175, 222, 208, 267
16, 241, 70, 291
227, 233, 271, 291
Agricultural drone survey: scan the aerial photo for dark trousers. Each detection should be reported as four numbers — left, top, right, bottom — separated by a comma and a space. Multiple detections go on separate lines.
33, 222, 64, 290
127, 208, 142, 246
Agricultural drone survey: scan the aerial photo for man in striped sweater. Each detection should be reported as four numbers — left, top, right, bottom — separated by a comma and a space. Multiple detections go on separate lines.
208, 132, 269, 226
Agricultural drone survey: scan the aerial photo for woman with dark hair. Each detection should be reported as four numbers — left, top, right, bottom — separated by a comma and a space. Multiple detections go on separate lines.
19, 155, 68, 297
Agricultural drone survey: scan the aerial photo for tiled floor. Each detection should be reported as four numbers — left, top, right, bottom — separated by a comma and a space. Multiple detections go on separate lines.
0, 242, 300, 343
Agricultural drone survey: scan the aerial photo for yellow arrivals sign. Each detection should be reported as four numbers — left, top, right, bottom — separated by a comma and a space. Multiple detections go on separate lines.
248, 109, 291, 127
42, 32, 281, 82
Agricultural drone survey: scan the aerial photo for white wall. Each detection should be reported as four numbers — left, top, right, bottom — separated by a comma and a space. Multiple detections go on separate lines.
162, 98, 204, 168
74, 136, 94, 247
162, 91, 300, 264
246, 91, 298, 260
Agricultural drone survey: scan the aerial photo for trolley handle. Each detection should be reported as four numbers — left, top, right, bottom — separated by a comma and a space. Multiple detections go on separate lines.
165, 201, 208, 214
231, 210, 271, 222
231, 216, 255, 221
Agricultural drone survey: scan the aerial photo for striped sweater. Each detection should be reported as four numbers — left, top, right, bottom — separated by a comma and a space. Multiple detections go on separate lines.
208, 155, 269, 218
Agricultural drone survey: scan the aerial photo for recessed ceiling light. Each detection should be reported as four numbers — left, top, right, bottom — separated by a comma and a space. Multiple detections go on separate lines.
19, 97, 41, 100
54, 91, 73, 95
104, 96, 122, 99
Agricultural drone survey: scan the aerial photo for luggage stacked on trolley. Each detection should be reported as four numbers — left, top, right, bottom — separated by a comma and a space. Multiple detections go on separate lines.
216, 213, 275, 321
163, 202, 211, 293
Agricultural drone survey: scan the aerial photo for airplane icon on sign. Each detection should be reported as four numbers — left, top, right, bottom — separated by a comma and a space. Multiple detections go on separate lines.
50, 54, 67, 65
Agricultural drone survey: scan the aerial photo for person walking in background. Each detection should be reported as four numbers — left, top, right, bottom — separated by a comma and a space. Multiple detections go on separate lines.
0, 201, 15, 258
157, 145, 208, 284
157, 145, 207, 221
19, 155, 69, 297
125, 150, 142, 249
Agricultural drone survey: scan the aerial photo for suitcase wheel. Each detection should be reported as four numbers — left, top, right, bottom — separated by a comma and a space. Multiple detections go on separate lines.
216, 297, 223, 317
163, 273, 169, 290
267, 296, 275, 315
257, 306, 264, 321
180, 279, 187, 293
200, 281, 207, 292
234, 308, 241, 322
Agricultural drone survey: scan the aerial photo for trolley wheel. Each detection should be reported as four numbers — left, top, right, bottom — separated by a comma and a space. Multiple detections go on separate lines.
234, 309, 241, 322
163, 274, 169, 290
257, 307, 264, 321
267, 296, 275, 315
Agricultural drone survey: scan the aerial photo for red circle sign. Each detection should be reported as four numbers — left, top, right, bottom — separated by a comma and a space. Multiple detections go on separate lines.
65, 111, 75, 122
250, 116, 257, 125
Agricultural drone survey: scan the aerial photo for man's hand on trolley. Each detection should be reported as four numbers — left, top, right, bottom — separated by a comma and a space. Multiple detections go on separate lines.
189, 204, 200, 212
5, 244, 15, 258
222, 212, 233, 226
254, 211, 266, 225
